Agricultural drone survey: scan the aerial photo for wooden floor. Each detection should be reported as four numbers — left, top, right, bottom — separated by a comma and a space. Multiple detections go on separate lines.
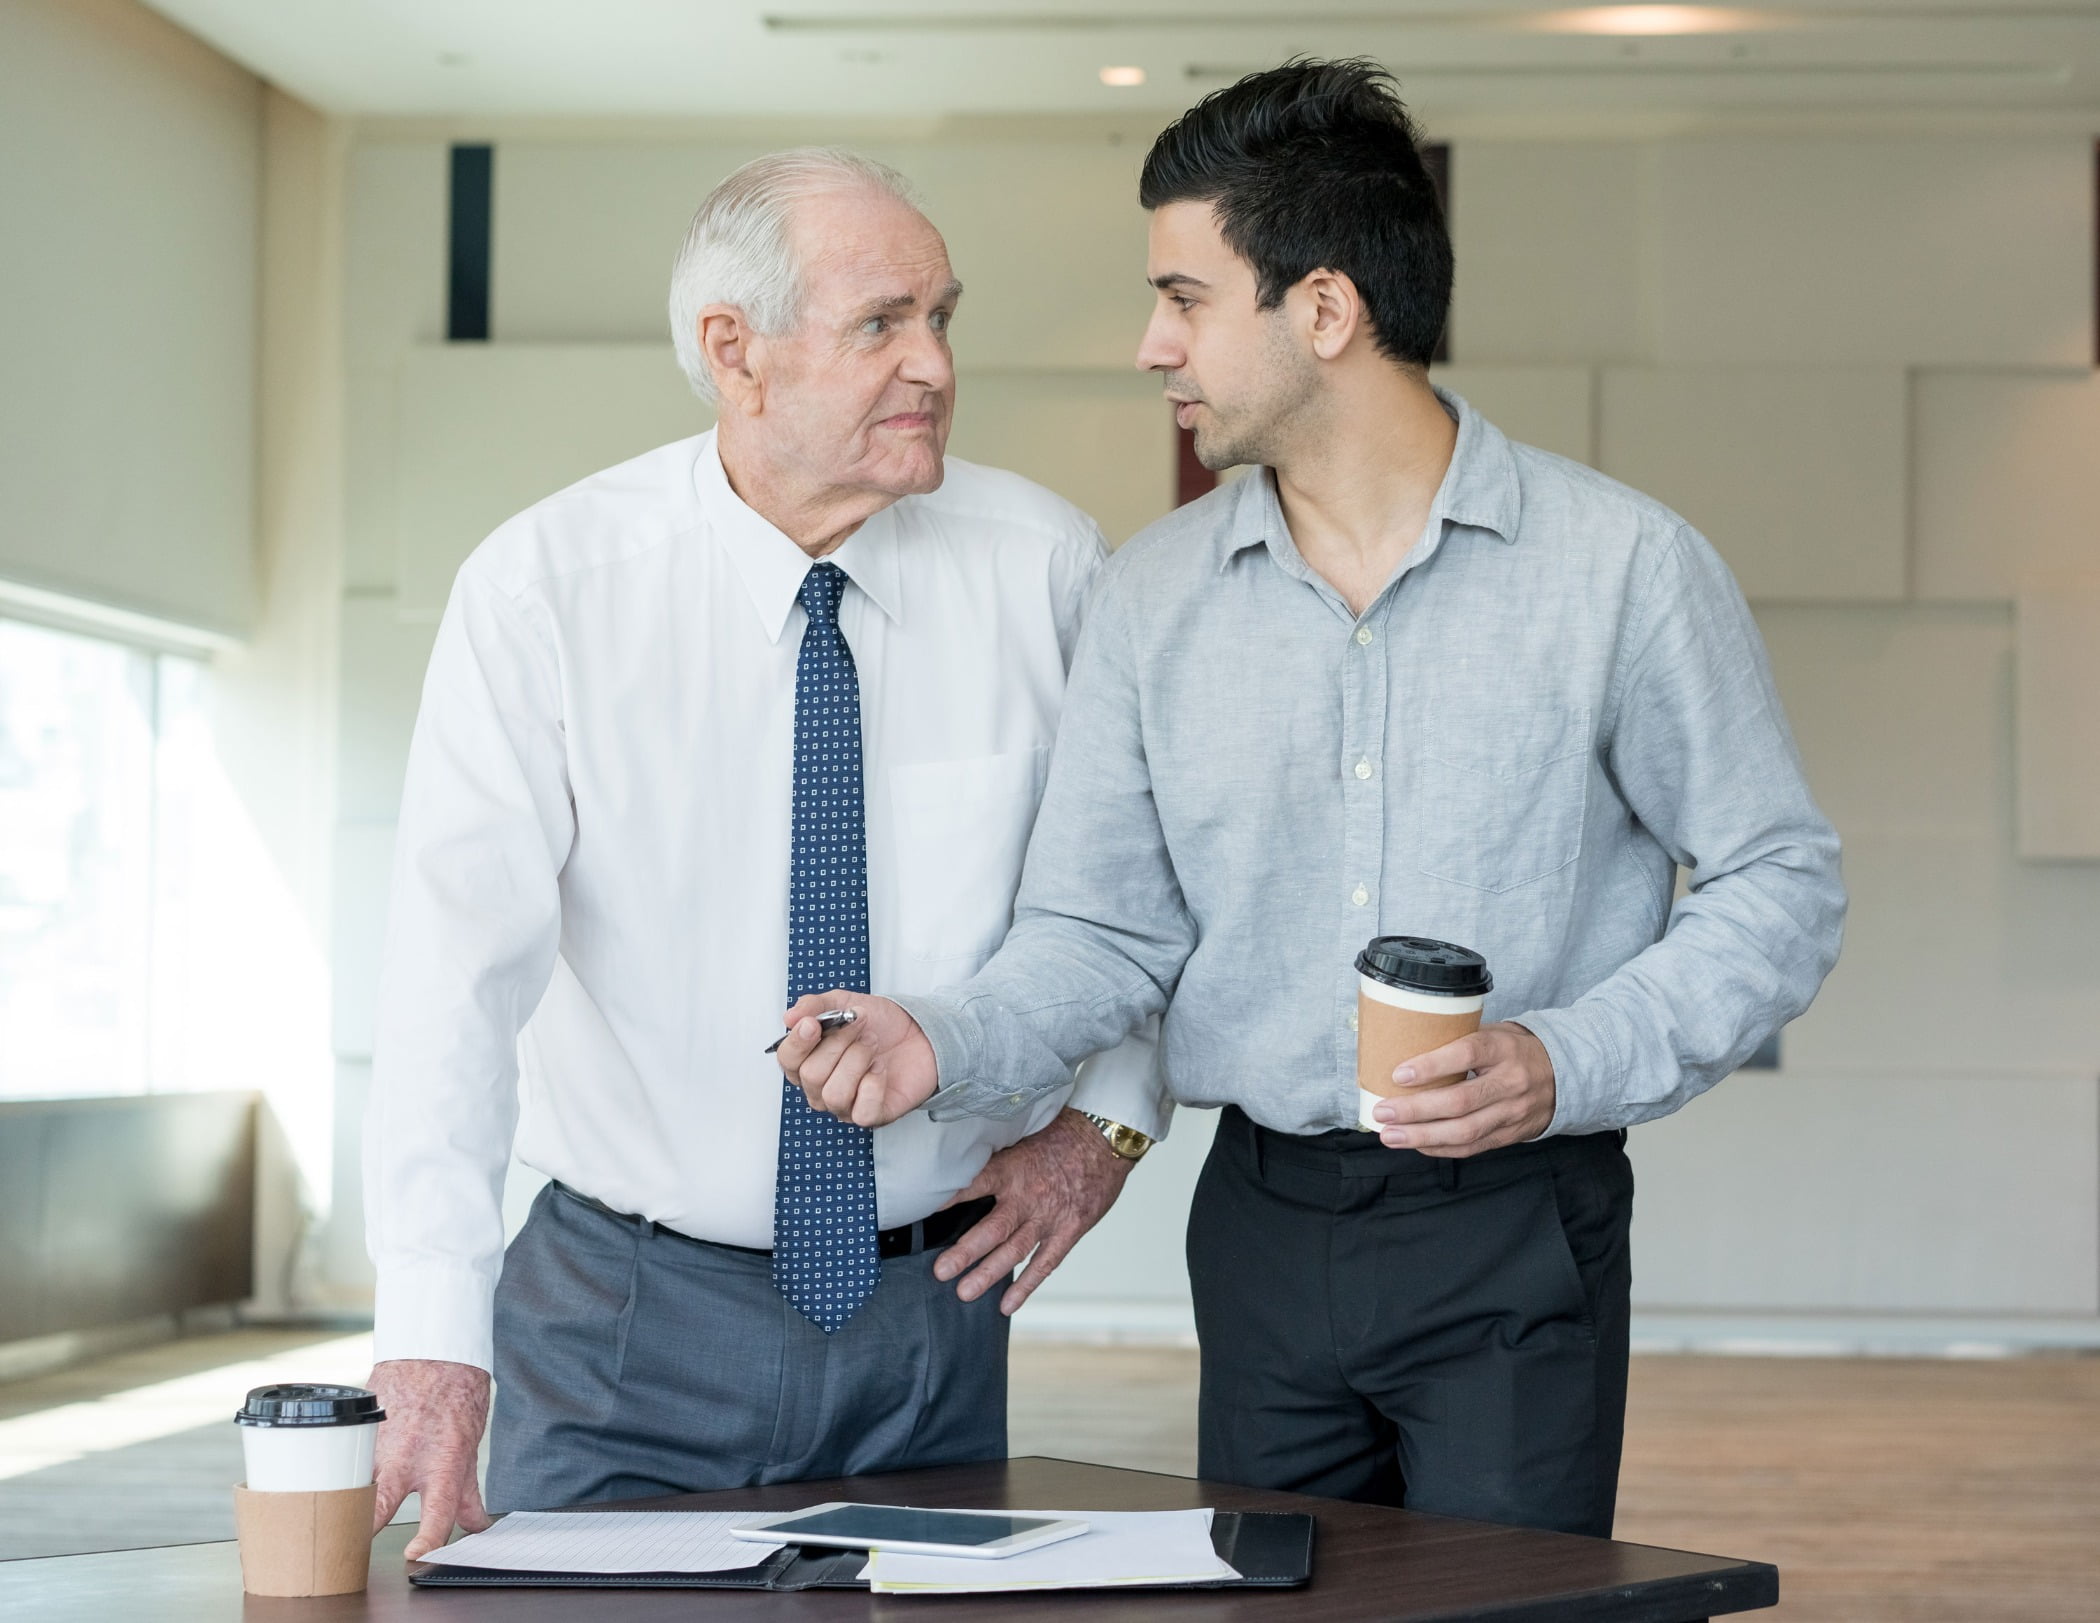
1012, 1343, 2100, 1623
2, 1330, 2095, 1619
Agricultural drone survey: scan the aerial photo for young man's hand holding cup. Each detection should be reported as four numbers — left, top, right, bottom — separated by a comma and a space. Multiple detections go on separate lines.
1354, 935, 1556, 1158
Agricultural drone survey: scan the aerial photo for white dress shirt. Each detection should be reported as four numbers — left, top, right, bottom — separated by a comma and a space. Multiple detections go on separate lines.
365, 430, 1168, 1371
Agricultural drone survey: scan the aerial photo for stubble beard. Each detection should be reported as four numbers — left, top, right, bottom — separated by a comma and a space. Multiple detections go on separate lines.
1192, 315, 1321, 473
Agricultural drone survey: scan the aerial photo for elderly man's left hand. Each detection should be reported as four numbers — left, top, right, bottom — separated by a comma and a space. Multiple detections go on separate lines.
1369, 1021, 1557, 1157
935, 1109, 1134, 1314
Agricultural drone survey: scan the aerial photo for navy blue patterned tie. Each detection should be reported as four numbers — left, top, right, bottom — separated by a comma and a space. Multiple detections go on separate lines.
773, 562, 881, 1334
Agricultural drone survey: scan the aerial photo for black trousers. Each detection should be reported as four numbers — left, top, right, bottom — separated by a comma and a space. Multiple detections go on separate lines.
1187, 1106, 1634, 1537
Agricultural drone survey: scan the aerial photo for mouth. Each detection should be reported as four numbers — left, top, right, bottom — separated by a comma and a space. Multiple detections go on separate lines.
877, 411, 938, 432
1170, 399, 1202, 431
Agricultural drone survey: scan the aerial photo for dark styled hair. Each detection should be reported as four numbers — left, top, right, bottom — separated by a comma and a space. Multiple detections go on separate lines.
1139, 58, 1451, 368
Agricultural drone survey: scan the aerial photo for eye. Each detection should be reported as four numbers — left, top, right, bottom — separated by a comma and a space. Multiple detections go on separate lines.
931, 309, 951, 334
1171, 295, 1195, 312
861, 315, 889, 336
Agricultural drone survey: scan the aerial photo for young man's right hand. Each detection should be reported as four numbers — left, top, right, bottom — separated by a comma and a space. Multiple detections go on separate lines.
366, 1358, 494, 1559
775, 992, 940, 1126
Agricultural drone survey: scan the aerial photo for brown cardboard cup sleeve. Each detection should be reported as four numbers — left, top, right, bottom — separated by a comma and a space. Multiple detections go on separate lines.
232, 1482, 376, 1597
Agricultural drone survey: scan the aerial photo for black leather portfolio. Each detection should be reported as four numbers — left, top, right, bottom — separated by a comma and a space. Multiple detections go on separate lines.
408, 1509, 1315, 1591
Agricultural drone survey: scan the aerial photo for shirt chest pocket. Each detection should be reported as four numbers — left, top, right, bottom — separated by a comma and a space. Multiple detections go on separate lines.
888, 746, 1050, 971
1410, 702, 1591, 894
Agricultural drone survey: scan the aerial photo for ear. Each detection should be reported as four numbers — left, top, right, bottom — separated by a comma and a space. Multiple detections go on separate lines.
698, 305, 764, 414
1298, 268, 1364, 363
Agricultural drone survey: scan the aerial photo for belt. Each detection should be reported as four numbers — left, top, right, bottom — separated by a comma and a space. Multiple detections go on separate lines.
551, 1181, 996, 1261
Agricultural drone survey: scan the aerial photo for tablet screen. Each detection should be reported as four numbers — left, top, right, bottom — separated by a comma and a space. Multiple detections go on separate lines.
768, 1506, 1057, 1547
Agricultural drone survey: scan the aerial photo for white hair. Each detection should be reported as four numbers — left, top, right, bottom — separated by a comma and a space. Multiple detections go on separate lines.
667, 147, 920, 404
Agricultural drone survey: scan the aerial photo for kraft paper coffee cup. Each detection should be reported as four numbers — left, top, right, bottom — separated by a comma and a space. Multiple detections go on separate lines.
233, 1384, 385, 1597
1355, 935, 1492, 1131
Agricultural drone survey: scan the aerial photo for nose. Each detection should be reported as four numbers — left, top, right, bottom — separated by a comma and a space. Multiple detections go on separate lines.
1135, 305, 1182, 374
898, 318, 954, 393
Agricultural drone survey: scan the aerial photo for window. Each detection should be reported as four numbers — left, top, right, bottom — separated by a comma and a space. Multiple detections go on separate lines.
0, 616, 199, 1098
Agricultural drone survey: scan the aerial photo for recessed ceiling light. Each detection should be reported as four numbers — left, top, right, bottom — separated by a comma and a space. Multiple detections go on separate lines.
1528, 5, 1772, 34
1099, 65, 1147, 88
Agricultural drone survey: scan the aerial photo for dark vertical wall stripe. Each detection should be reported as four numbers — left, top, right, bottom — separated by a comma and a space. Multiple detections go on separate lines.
448, 143, 493, 342
1175, 416, 1217, 508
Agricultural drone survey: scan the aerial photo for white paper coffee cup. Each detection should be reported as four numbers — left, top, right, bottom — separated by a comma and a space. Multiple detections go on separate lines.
235, 1384, 384, 1492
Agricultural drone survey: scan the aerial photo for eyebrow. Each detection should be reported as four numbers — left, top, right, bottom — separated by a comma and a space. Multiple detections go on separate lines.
1149, 272, 1210, 292
858, 279, 965, 317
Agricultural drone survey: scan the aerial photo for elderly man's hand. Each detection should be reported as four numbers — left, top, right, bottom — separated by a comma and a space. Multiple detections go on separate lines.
775, 992, 939, 1126
934, 1109, 1134, 1314
366, 1358, 493, 1560
1369, 1021, 1556, 1157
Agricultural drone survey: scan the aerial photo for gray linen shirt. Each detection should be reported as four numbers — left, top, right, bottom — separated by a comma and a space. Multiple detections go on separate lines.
900, 390, 1846, 1138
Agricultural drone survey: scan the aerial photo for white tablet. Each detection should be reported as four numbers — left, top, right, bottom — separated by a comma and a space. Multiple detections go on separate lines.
730, 1502, 1089, 1560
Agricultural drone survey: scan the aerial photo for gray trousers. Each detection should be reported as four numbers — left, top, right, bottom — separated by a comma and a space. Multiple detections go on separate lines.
487, 1182, 1009, 1511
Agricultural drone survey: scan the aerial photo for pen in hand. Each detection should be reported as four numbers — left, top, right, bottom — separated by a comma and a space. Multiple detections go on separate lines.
763, 1008, 858, 1054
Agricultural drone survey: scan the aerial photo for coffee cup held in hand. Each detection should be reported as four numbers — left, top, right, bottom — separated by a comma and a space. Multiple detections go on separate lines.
1355, 935, 1493, 1132
232, 1383, 386, 1597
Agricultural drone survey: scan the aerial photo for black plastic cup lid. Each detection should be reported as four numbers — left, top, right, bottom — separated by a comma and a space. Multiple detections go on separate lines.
235, 1384, 386, 1428
1355, 935, 1492, 998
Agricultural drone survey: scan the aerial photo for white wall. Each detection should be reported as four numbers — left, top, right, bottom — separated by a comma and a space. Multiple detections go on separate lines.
328, 121, 2100, 1345
0, 0, 260, 636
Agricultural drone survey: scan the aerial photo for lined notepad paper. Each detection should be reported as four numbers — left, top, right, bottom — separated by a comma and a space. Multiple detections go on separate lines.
420, 1511, 784, 1573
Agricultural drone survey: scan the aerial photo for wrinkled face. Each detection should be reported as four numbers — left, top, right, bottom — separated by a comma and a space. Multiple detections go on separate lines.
1135, 200, 1317, 473
747, 188, 960, 501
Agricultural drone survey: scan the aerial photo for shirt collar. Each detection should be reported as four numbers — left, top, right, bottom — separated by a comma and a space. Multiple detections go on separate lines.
694, 429, 906, 644
1218, 385, 1523, 577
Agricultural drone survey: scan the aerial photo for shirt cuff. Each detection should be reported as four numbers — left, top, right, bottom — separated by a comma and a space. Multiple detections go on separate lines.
1065, 1018, 1172, 1142
1510, 1003, 1625, 1140
371, 1258, 500, 1372
892, 990, 1055, 1122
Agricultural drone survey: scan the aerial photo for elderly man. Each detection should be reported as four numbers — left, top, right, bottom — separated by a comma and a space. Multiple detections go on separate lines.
362, 148, 1162, 1560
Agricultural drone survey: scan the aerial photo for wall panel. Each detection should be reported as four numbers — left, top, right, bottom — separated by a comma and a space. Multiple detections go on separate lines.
945, 370, 1174, 544
1642, 139, 2092, 368
393, 344, 709, 619
1629, 1074, 2099, 1315
1601, 367, 1906, 601
2017, 581, 2100, 860
1447, 142, 1644, 365
1913, 370, 2100, 603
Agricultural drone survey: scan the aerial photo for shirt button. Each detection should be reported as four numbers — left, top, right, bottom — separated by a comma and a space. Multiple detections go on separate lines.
1355, 626, 1373, 646
1354, 759, 1373, 780
1348, 1011, 1360, 1032
1351, 884, 1369, 907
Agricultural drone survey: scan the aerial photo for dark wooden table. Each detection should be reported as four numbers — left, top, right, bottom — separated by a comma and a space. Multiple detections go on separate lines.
0, 1455, 1777, 1622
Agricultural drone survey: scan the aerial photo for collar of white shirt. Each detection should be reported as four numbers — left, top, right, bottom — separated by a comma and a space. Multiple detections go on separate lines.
695, 429, 906, 643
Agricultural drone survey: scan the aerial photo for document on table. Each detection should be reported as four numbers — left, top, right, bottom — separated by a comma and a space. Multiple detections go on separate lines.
419, 1511, 785, 1573
869, 1508, 1238, 1594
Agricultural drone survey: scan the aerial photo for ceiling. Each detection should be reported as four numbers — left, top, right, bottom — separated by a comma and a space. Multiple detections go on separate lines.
139, 1, 2100, 125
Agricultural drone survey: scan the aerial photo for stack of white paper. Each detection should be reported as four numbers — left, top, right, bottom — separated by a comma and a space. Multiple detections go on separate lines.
868, 1508, 1238, 1595
420, 1510, 784, 1573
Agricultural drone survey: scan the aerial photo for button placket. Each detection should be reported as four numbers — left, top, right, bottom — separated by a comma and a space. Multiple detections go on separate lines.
1339, 612, 1390, 1104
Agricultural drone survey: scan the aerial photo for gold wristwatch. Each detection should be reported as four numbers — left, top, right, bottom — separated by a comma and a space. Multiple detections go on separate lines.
1077, 1112, 1154, 1162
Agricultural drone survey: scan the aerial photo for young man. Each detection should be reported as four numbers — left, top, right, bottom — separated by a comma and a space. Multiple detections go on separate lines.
779, 62, 1845, 1535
